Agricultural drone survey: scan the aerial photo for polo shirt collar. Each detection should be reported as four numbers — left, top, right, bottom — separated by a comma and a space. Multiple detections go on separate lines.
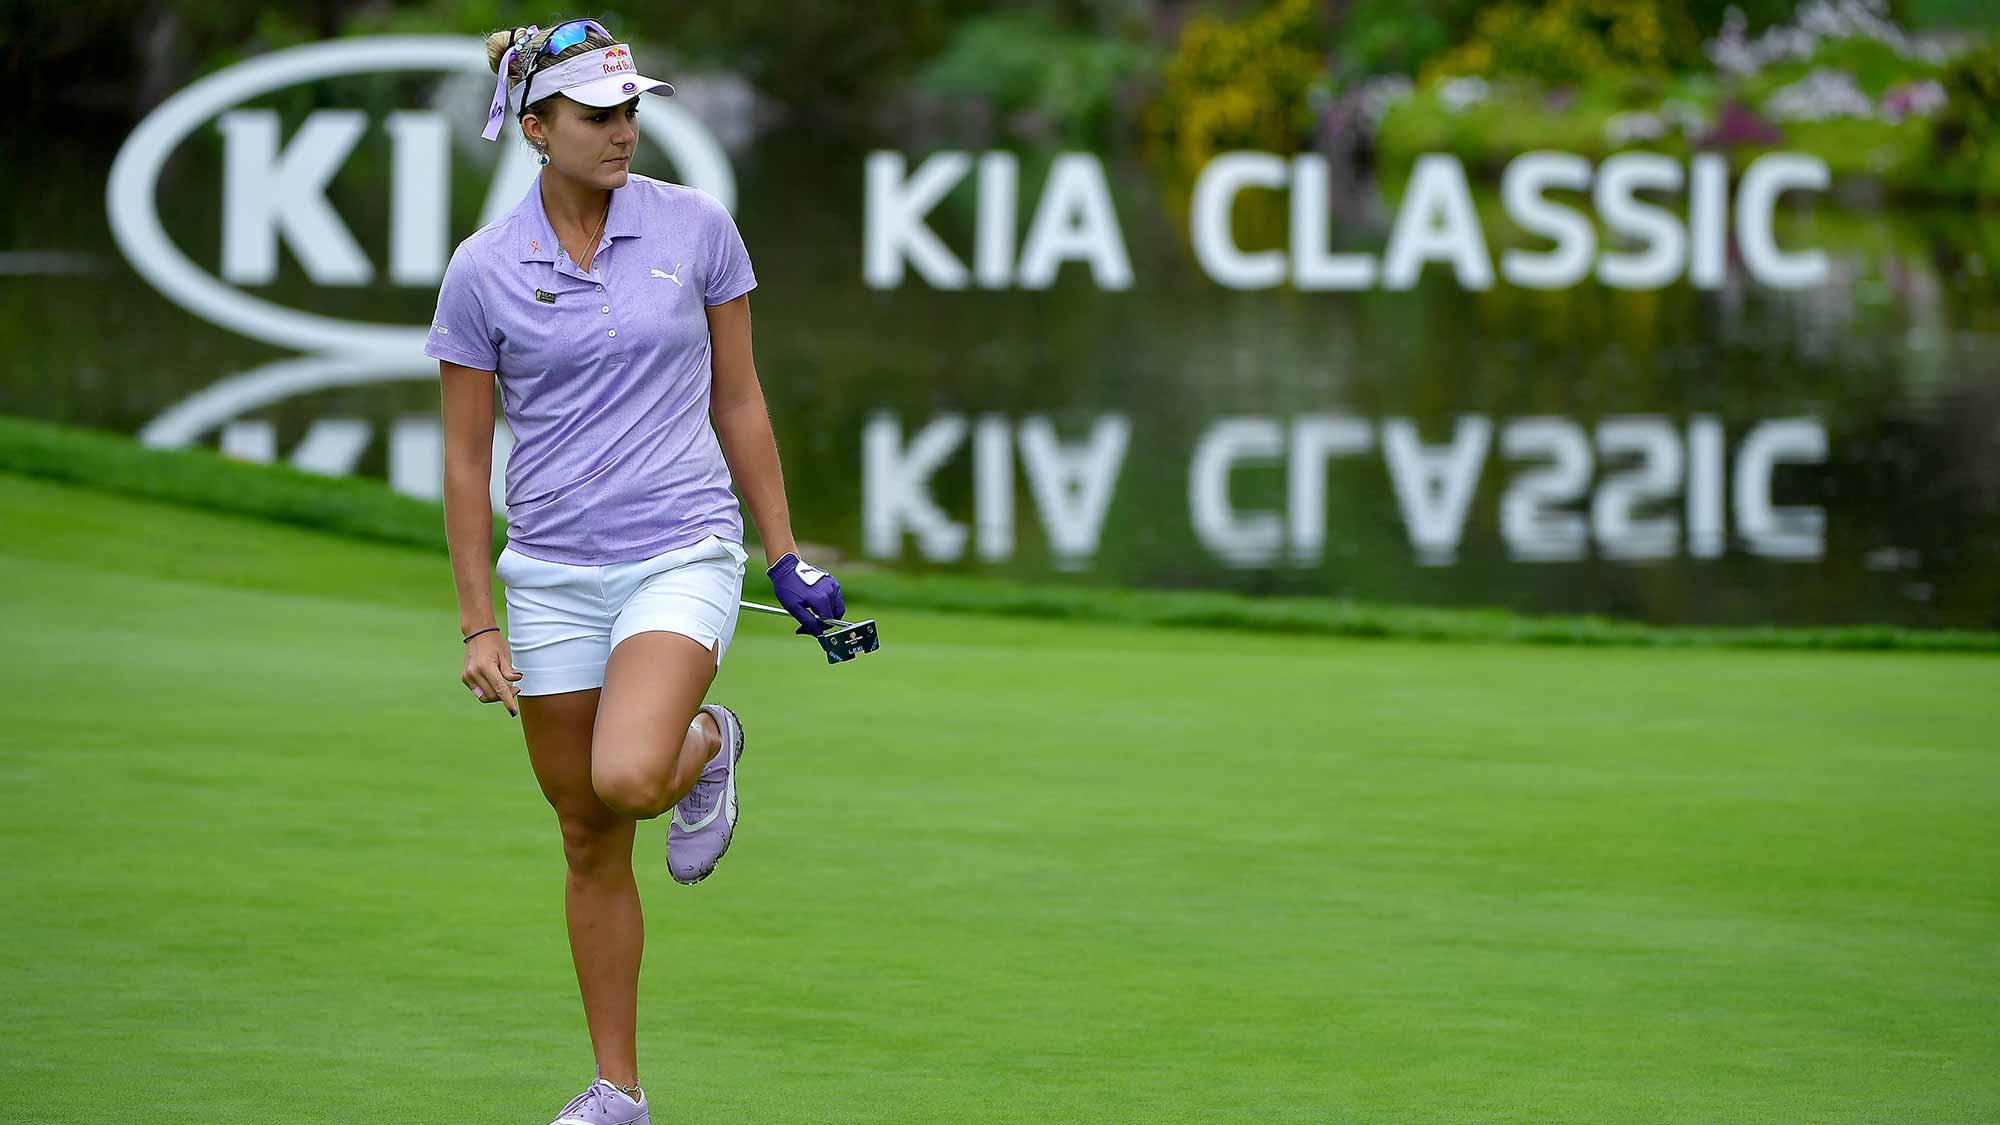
516, 175, 643, 265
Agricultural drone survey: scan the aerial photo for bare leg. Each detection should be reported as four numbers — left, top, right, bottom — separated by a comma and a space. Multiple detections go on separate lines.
522, 689, 650, 1090
591, 631, 724, 819
516, 633, 724, 1095
562, 812, 642, 1086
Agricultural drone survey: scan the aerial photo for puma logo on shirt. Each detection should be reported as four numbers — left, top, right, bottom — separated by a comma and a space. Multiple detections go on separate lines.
650, 264, 685, 286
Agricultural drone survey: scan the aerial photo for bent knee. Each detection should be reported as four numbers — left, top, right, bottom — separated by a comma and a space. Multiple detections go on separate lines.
593, 768, 676, 820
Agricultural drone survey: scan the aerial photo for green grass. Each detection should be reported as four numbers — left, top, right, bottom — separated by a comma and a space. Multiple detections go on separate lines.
2, 471, 1996, 1121
3, 415, 1993, 652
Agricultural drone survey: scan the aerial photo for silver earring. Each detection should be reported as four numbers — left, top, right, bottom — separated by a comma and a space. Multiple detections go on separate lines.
536, 148, 549, 166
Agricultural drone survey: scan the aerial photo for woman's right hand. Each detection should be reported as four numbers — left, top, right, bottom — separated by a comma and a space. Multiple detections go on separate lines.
462, 631, 523, 717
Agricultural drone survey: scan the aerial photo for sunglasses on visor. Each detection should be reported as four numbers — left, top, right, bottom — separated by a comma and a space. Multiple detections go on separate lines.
518, 19, 614, 113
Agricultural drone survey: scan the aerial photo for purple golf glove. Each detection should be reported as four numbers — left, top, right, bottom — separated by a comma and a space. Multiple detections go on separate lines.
768, 552, 845, 636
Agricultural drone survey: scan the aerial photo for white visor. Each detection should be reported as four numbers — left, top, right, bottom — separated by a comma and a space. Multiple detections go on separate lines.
484, 41, 672, 139
559, 70, 674, 107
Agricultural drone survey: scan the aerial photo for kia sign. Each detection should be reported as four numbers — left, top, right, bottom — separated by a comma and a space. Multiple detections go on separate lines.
861, 149, 1831, 292
107, 36, 737, 359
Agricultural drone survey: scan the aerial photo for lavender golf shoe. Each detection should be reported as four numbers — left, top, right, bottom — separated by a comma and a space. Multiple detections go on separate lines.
548, 1067, 646, 1124
668, 703, 743, 884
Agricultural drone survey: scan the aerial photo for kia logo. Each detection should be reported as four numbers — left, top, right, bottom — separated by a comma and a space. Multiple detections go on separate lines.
107, 36, 737, 357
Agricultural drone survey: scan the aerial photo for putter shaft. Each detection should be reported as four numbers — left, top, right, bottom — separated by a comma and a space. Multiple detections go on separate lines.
742, 599, 856, 628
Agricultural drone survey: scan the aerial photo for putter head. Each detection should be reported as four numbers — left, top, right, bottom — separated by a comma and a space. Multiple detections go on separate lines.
815, 618, 879, 664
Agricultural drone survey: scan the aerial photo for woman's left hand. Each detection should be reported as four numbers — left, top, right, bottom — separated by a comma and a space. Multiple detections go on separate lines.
768, 553, 844, 636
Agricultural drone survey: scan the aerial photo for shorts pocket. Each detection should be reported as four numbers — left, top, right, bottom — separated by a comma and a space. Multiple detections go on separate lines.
495, 546, 569, 590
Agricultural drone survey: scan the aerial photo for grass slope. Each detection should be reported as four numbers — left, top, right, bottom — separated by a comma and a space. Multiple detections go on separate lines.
1, 472, 1996, 1122
4, 415, 1994, 652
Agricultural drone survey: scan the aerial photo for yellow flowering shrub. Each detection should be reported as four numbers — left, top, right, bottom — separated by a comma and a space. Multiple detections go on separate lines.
1424, 0, 1700, 85
1145, 0, 1331, 185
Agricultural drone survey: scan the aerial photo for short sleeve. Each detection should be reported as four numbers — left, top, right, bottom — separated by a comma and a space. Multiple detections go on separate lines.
423, 242, 500, 370
700, 192, 757, 306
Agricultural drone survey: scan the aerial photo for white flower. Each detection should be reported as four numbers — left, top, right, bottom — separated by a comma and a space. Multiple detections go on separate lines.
1659, 98, 1708, 134
1881, 79, 1947, 122
1438, 76, 1490, 114
1703, 0, 1967, 80
1765, 67, 1875, 122
1358, 74, 1414, 129
1605, 111, 1668, 144
1706, 7, 1758, 76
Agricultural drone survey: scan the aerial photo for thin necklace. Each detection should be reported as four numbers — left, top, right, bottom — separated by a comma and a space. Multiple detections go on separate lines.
576, 195, 609, 273
548, 179, 611, 272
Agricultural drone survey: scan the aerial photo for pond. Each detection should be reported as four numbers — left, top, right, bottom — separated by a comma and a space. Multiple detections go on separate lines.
3, 96, 1995, 629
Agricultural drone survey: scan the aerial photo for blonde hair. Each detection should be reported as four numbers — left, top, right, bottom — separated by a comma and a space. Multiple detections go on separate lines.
482, 22, 620, 125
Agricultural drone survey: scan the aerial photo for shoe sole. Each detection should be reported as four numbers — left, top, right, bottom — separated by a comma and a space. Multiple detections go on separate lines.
672, 705, 743, 886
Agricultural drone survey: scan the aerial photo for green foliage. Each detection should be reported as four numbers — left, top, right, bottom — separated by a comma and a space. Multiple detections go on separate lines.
1903, 0, 2000, 29
1786, 115, 1937, 187
1331, 0, 1806, 83
915, 11, 1159, 145
1334, 0, 1467, 79
1730, 37, 1949, 112
1681, 0, 1810, 32
1928, 36, 2000, 199
1376, 84, 1635, 173
1364, 0, 1997, 204
1145, 0, 1332, 184
1798, 32, 1950, 94
1374, 86, 1967, 201
1425, 0, 1704, 85
3, 415, 1993, 653
655, 0, 1037, 121
16, 0, 1035, 129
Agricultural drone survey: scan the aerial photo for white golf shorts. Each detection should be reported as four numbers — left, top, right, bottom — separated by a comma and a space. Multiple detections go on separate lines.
495, 534, 749, 697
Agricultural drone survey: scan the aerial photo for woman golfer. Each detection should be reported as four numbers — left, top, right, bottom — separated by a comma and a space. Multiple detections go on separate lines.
425, 20, 844, 1123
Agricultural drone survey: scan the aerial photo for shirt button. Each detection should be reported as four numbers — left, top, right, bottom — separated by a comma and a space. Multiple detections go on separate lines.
607, 329, 617, 338
601, 305, 610, 313
595, 284, 604, 292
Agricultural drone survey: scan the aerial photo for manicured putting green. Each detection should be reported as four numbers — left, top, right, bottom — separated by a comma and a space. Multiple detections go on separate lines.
1, 472, 1995, 1122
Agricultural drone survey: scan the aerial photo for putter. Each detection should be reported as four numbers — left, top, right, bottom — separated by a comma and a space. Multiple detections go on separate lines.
741, 600, 880, 664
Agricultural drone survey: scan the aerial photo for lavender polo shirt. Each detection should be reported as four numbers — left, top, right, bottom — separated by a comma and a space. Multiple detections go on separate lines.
423, 172, 756, 565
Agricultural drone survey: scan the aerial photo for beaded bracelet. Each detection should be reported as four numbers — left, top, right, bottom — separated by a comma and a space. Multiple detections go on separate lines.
462, 626, 500, 644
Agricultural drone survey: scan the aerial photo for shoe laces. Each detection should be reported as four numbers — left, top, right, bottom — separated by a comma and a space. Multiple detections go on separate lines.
676, 765, 721, 825
560, 1082, 609, 1116
675, 722, 728, 825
